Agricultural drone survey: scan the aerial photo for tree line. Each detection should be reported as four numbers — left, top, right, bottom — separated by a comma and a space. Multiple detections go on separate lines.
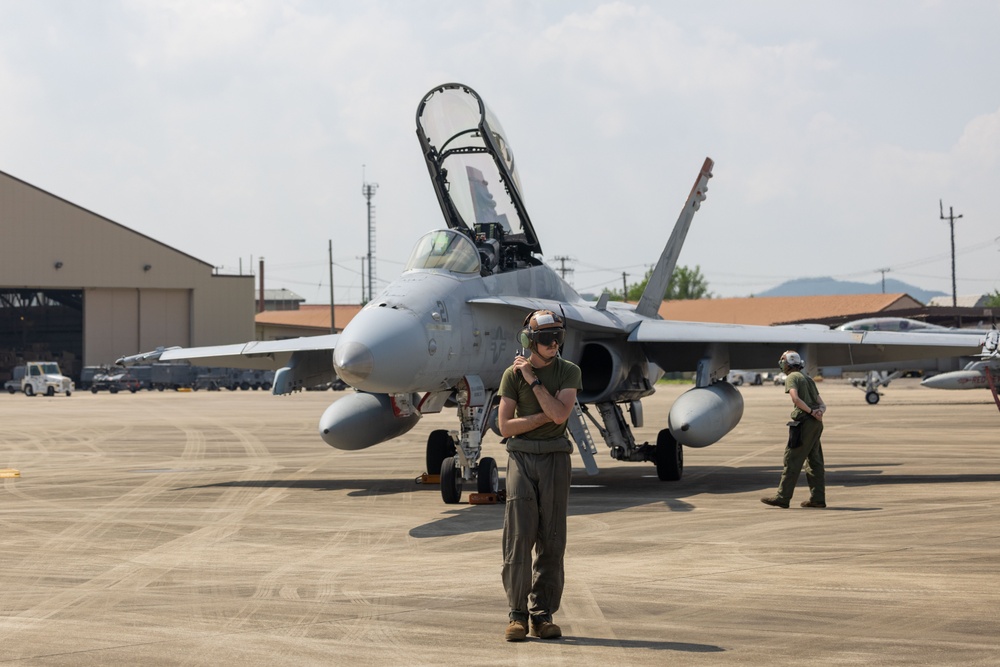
605, 265, 712, 302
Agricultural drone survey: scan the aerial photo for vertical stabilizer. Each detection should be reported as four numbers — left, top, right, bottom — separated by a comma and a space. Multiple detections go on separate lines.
635, 158, 714, 318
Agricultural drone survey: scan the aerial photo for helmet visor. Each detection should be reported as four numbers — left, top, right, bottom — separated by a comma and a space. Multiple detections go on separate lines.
535, 329, 565, 347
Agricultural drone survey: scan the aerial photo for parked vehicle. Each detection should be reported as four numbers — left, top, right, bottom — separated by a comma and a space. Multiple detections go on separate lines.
193, 367, 234, 391
150, 362, 197, 390
20, 361, 74, 397
90, 371, 141, 393
4, 365, 26, 394
727, 369, 763, 386
234, 369, 274, 391
79, 366, 105, 391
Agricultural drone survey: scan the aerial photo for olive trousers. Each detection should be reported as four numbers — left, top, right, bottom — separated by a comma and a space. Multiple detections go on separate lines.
502, 450, 572, 622
777, 418, 825, 503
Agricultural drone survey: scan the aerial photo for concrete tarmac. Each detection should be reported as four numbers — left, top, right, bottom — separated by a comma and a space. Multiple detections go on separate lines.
1, 379, 998, 666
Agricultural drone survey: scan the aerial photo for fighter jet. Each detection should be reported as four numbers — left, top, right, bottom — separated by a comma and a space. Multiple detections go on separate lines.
921, 359, 1000, 390
920, 331, 1000, 411
836, 318, 996, 404
119, 83, 996, 504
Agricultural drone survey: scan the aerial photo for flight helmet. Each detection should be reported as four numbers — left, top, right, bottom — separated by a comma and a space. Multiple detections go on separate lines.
778, 350, 803, 373
519, 309, 565, 350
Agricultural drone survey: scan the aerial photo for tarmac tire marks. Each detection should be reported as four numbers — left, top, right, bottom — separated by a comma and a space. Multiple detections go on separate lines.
2, 385, 999, 665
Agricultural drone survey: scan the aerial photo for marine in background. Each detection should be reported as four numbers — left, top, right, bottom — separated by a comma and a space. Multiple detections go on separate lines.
761, 350, 828, 509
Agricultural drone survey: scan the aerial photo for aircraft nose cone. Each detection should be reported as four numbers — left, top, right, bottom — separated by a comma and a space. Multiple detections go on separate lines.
333, 307, 429, 393
334, 342, 374, 385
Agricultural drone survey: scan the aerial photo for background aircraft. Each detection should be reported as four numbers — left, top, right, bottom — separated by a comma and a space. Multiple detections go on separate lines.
835, 317, 996, 403
921, 358, 1000, 412
120, 83, 996, 504
922, 359, 1000, 390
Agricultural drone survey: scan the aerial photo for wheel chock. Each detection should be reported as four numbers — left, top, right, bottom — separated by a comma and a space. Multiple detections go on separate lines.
415, 473, 440, 485
469, 490, 506, 505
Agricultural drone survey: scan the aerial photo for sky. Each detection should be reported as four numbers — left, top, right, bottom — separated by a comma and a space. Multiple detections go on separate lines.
2, 0, 999, 304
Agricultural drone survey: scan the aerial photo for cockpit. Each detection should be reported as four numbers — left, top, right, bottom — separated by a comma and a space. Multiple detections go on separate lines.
403, 224, 541, 278
404, 230, 482, 274
837, 318, 947, 333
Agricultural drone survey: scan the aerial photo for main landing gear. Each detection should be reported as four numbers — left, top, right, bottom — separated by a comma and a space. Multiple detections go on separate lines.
655, 429, 683, 481
423, 379, 502, 504
427, 428, 501, 504
852, 370, 902, 405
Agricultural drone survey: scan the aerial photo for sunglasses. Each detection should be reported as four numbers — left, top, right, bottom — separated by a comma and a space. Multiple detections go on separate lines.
534, 330, 565, 346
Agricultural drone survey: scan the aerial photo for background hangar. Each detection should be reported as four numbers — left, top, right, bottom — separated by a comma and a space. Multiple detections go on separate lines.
1, 169, 255, 384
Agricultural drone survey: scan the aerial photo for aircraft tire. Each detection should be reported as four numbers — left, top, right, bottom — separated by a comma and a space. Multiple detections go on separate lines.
655, 428, 683, 481
865, 391, 880, 405
477, 457, 499, 494
426, 429, 456, 477
440, 457, 462, 504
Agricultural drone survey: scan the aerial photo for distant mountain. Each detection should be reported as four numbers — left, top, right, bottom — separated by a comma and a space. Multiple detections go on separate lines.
756, 277, 947, 305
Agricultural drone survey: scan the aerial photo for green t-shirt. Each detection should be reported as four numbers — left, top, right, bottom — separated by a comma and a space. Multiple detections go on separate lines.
498, 356, 583, 440
784, 370, 821, 420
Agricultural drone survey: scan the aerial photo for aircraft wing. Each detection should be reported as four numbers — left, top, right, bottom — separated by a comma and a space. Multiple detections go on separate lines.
630, 320, 985, 371
468, 296, 637, 334
118, 334, 340, 394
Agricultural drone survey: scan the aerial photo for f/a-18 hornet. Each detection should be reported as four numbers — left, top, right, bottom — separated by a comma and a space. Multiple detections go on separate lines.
119, 83, 997, 504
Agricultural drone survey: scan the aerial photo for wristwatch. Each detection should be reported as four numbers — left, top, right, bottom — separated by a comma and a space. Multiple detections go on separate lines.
530, 378, 543, 388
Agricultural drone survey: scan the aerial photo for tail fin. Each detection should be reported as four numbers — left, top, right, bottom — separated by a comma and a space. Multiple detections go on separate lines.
635, 157, 714, 319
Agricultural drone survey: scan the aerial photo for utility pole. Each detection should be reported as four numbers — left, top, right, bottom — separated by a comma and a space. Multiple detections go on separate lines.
357, 256, 367, 304
328, 240, 336, 333
551, 255, 575, 283
362, 167, 379, 306
876, 267, 890, 294
622, 272, 628, 300
258, 257, 265, 313
940, 199, 963, 307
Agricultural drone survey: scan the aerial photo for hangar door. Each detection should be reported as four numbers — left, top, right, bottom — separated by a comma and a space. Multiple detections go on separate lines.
0, 289, 83, 381
84, 288, 191, 366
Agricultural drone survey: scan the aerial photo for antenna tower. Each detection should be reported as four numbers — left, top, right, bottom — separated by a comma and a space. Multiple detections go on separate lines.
362, 168, 379, 303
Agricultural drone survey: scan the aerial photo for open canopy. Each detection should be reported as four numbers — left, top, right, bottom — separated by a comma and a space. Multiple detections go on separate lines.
416, 83, 541, 258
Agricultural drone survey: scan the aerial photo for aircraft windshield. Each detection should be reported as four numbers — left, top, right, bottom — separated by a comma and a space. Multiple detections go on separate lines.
404, 230, 482, 274
417, 85, 537, 251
